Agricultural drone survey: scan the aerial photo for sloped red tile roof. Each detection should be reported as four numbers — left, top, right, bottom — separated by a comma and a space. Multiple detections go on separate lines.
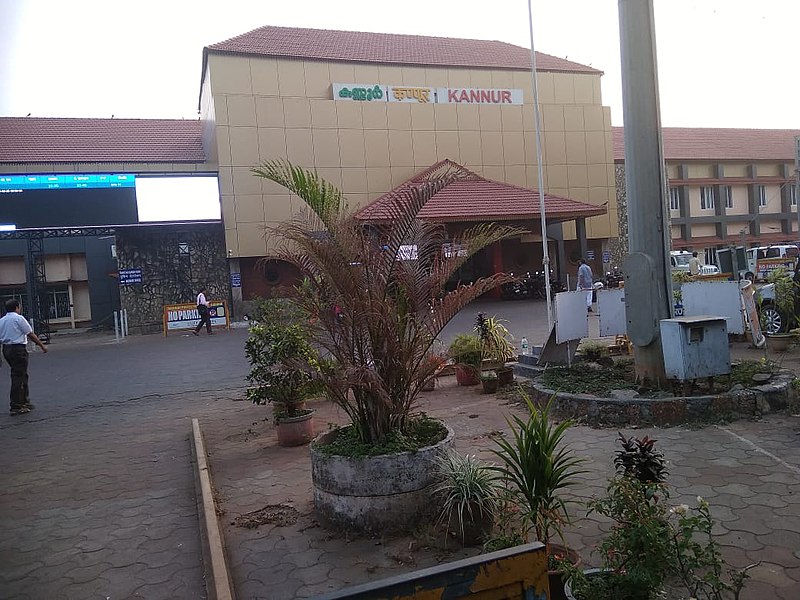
356, 159, 606, 223
0, 117, 206, 164
206, 25, 600, 74
613, 127, 800, 162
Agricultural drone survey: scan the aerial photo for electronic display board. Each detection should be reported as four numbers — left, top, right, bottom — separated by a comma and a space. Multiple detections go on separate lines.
0, 174, 138, 228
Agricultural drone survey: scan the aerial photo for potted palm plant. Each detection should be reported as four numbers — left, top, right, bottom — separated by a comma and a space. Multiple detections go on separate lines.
433, 449, 501, 546
448, 334, 483, 386
252, 159, 523, 532
474, 312, 516, 385
245, 298, 321, 447
492, 394, 586, 600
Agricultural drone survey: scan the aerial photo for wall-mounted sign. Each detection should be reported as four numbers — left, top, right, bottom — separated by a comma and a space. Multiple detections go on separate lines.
333, 84, 523, 105
118, 268, 142, 285
163, 300, 229, 335
333, 83, 386, 102
388, 86, 434, 103
230, 272, 242, 288
436, 88, 523, 105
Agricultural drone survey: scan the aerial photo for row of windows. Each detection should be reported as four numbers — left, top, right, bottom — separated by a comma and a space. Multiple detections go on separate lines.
669, 185, 797, 211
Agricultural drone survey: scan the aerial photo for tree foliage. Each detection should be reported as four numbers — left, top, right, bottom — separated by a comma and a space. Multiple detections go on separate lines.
252, 159, 524, 444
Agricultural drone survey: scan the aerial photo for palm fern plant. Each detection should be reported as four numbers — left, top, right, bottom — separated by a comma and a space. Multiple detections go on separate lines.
252, 160, 524, 445
492, 394, 585, 547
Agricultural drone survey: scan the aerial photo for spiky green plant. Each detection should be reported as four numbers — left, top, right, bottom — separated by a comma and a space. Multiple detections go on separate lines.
492, 394, 585, 546
252, 159, 524, 445
433, 450, 501, 544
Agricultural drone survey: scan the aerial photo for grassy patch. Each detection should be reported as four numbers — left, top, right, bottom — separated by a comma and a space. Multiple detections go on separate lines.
538, 361, 640, 395
315, 414, 447, 458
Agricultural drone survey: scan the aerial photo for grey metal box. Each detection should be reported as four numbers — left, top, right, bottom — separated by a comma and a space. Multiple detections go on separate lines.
659, 316, 730, 381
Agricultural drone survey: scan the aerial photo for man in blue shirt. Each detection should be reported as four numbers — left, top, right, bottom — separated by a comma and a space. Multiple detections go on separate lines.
0, 299, 48, 415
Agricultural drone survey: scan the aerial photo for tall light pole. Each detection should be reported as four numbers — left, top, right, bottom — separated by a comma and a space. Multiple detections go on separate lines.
526, 0, 553, 331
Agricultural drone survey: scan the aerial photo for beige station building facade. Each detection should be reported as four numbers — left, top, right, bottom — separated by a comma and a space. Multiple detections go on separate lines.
198, 25, 618, 297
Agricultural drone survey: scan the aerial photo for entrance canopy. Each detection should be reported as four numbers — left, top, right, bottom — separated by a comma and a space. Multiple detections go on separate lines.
356, 159, 606, 224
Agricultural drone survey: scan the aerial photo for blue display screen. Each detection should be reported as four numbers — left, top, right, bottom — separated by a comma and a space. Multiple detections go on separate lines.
0, 174, 135, 192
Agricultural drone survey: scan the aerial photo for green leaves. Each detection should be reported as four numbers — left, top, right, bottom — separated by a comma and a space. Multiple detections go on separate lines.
491, 394, 585, 545
252, 160, 522, 445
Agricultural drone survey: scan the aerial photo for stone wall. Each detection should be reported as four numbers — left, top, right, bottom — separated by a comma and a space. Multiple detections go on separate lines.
116, 223, 229, 334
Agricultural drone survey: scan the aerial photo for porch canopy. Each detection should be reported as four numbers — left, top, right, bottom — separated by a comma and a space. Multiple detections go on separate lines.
356, 159, 606, 225
355, 159, 607, 282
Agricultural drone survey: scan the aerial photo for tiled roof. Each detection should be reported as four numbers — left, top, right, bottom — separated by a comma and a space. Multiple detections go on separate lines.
206, 26, 600, 74
356, 159, 606, 223
0, 117, 206, 164
613, 127, 800, 162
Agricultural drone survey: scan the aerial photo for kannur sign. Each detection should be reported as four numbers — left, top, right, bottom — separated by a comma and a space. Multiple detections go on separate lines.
436, 88, 523, 105
163, 300, 229, 335
333, 84, 523, 105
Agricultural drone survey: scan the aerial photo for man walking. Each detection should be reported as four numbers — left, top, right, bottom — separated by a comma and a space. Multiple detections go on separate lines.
193, 287, 213, 336
577, 259, 594, 312
0, 299, 48, 415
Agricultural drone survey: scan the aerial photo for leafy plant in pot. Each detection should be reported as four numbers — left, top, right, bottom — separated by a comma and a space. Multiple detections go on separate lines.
491, 394, 586, 600
474, 312, 516, 385
433, 449, 501, 546
563, 434, 756, 600
245, 298, 322, 447
480, 370, 499, 394
448, 334, 483, 386
252, 159, 523, 531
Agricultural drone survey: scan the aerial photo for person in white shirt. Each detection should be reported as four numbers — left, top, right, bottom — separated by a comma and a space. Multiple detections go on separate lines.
193, 287, 213, 336
0, 299, 48, 415
577, 259, 594, 312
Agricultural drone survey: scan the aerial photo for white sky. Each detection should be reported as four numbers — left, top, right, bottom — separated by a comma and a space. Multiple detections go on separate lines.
1, 0, 799, 128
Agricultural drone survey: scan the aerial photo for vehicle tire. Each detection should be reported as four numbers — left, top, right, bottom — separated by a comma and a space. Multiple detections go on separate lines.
760, 303, 786, 334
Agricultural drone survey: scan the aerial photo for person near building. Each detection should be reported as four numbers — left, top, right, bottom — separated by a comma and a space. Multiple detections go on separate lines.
689, 251, 702, 276
0, 299, 48, 415
193, 287, 213, 336
577, 259, 594, 312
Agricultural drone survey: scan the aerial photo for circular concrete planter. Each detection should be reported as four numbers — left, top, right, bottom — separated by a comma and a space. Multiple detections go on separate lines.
310, 423, 455, 533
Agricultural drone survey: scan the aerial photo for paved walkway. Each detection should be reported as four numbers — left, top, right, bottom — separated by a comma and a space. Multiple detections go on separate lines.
202, 377, 800, 600
1, 303, 799, 600
0, 329, 251, 599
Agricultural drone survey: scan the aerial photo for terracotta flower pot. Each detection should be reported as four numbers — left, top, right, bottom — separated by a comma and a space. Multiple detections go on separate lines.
276, 410, 315, 447
455, 365, 480, 386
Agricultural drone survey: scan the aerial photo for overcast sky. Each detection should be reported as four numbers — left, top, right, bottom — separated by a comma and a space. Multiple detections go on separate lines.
1, 0, 799, 129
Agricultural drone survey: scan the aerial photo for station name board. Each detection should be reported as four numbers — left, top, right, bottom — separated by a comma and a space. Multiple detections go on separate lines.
332, 84, 523, 105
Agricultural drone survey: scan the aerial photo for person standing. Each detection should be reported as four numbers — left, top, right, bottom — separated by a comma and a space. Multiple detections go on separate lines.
689, 251, 701, 276
577, 259, 594, 312
193, 287, 213, 336
0, 299, 48, 415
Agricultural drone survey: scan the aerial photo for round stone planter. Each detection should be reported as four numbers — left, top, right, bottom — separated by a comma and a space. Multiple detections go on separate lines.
310, 423, 455, 533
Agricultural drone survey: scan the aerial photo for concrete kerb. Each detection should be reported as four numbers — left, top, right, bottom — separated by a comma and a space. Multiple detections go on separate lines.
191, 418, 235, 600
513, 364, 796, 427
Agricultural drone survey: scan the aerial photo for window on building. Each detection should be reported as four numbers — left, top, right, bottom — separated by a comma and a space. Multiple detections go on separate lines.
758, 185, 767, 207
789, 185, 797, 207
668, 188, 680, 211
47, 285, 71, 320
724, 186, 733, 209
700, 186, 715, 210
